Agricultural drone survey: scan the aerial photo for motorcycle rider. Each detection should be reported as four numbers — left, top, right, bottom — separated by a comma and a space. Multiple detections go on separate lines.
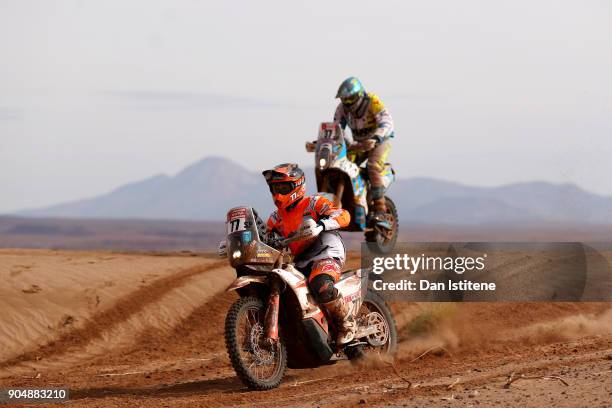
319, 77, 395, 228
262, 163, 357, 346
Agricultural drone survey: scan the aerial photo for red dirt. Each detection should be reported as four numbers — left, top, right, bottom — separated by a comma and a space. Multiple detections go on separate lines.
0, 250, 610, 407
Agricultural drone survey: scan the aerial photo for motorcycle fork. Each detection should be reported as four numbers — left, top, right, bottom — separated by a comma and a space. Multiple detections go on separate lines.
264, 275, 281, 343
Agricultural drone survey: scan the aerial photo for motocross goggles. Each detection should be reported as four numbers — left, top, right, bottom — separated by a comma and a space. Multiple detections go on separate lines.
267, 181, 295, 195
341, 93, 360, 107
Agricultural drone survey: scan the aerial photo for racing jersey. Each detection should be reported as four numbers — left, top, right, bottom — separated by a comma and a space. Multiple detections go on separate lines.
266, 194, 350, 266
333, 92, 394, 143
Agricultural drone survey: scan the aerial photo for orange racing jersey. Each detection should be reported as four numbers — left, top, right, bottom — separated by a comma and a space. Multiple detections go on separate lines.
266, 194, 350, 257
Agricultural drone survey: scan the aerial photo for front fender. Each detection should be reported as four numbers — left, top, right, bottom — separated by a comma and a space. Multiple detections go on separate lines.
225, 275, 267, 292
270, 266, 317, 316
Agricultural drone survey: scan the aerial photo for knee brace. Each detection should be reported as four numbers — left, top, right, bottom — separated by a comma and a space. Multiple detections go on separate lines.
309, 274, 338, 304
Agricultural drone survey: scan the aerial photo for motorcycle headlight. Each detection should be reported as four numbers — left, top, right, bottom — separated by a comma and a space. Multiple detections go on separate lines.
318, 146, 331, 169
232, 249, 242, 260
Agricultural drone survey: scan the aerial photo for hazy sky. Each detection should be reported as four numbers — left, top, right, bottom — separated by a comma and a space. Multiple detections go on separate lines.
1, 0, 611, 213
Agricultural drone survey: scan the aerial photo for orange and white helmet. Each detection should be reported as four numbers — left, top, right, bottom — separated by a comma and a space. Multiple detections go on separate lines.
262, 163, 306, 209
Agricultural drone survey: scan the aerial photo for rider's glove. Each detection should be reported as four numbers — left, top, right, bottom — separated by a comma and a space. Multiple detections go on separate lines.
373, 134, 385, 144
265, 232, 283, 249
300, 218, 324, 239
365, 139, 377, 150
358, 139, 376, 152
217, 240, 227, 257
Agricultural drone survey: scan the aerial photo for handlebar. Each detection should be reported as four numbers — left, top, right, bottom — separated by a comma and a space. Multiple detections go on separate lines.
305, 141, 317, 153
278, 232, 310, 246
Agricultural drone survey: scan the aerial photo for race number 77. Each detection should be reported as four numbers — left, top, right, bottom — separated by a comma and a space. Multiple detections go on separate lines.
227, 216, 245, 234
229, 219, 241, 233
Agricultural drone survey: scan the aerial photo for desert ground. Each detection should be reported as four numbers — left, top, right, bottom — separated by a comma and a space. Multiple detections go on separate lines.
0, 249, 610, 407
4, 216, 612, 252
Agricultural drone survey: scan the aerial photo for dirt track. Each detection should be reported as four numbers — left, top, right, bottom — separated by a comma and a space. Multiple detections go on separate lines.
0, 250, 610, 407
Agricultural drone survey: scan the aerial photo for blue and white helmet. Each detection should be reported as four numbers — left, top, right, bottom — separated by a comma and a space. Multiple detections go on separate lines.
336, 77, 365, 109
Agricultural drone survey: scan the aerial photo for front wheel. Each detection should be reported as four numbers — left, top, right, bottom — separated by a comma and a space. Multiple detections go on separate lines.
365, 196, 399, 254
224, 296, 287, 390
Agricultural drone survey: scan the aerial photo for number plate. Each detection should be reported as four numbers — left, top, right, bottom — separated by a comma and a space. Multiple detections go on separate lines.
226, 208, 247, 234
319, 122, 337, 140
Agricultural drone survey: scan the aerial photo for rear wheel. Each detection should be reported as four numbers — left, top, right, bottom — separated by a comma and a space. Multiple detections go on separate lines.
365, 196, 399, 254
224, 296, 287, 390
351, 291, 398, 360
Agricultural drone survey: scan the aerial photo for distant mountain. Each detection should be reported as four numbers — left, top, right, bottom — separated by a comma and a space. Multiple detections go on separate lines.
18, 157, 271, 221
389, 178, 612, 224
388, 178, 612, 224
16, 157, 612, 225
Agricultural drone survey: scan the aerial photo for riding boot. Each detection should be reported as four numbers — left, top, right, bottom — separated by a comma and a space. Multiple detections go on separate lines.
372, 197, 391, 229
321, 293, 356, 345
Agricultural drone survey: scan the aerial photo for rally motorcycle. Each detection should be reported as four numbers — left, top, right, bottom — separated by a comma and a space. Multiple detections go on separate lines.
219, 206, 397, 390
307, 122, 398, 253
